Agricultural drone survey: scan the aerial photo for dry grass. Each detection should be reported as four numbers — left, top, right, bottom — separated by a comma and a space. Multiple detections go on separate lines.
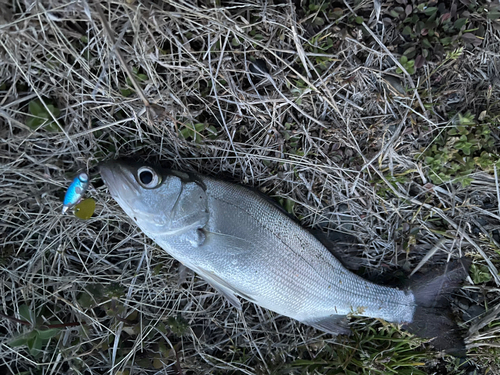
1, 0, 500, 374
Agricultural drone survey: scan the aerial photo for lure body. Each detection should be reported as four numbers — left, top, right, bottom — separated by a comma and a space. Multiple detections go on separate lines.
62, 172, 89, 214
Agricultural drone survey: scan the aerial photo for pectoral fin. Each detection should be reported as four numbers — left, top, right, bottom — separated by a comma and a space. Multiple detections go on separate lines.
177, 263, 189, 287
194, 266, 255, 310
203, 231, 254, 256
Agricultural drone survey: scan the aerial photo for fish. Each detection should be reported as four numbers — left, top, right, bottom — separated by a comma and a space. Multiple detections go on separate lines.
62, 172, 90, 214
100, 159, 469, 354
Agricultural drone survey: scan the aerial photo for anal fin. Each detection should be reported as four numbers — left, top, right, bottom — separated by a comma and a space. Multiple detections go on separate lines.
194, 266, 255, 310
303, 315, 351, 335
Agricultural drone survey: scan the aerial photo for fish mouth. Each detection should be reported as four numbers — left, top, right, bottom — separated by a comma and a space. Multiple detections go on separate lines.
99, 160, 140, 201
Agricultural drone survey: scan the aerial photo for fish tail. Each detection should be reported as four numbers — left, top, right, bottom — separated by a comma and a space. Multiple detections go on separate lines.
404, 258, 471, 355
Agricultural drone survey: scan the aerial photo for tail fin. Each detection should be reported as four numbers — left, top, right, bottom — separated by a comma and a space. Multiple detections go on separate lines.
403, 258, 471, 356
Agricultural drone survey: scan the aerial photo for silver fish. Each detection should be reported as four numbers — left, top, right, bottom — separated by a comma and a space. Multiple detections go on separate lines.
100, 159, 468, 352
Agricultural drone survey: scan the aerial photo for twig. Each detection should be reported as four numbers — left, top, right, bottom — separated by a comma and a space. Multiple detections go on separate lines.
495, 165, 500, 216
0, 312, 86, 328
0, 313, 31, 326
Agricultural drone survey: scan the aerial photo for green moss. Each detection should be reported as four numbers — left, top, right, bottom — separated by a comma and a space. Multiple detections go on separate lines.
419, 112, 500, 186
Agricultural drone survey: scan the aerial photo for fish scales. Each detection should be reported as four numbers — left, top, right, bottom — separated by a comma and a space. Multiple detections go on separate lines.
100, 160, 415, 332
201, 177, 415, 323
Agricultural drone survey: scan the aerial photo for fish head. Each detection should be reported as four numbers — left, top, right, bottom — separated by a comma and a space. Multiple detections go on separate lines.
99, 159, 208, 237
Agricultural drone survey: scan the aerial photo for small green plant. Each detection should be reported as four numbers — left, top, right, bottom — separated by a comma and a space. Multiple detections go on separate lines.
305, 1, 330, 26
419, 112, 500, 186
302, 31, 339, 73
104, 282, 126, 299
178, 122, 217, 142
277, 197, 295, 215
77, 282, 125, 308
8, 305, 61, 358
304, 0, 367, 29
265, 320, 431, 374
396, 55, 415, 75
388, 0, 495, 68
470, 263, 492, 284
248, 29, 264, 41
26, 99, 62, 132
167, 313, 190, 336
420, 47, 464, 86
289, 79, 307, 105
300, 2, 367, 74
120, 67, 148, 97
281, 122, 303, 156
9, 327, 61, 358
372, 174, 410, 199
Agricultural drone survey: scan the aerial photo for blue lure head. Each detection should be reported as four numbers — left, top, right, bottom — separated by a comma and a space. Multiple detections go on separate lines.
62, 172, 90, 214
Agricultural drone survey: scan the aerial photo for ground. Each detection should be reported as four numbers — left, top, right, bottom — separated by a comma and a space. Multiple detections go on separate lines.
1, 0, 500, 374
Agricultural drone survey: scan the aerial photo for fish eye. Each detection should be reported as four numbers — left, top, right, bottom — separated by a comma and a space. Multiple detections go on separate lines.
137, 166, 161, 188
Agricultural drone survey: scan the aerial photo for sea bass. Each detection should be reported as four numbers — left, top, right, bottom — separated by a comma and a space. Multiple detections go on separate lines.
100, 159, 468, 353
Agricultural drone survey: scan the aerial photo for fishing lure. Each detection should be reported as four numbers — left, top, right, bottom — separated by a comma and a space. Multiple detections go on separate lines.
62, 172, 90, 214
